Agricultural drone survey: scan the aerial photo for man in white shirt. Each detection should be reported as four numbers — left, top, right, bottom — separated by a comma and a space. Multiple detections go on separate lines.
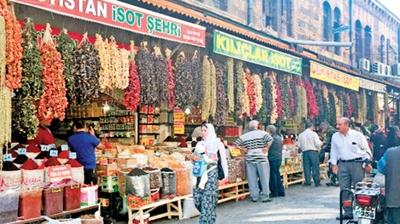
330, 117, 372, 220
298, 121, 323, 187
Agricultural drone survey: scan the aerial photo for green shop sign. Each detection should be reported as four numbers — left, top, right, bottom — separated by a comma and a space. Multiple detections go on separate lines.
213, 30, 302, 75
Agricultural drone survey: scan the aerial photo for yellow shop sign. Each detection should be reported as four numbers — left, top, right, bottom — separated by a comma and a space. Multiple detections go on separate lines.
310, 62, 359, 91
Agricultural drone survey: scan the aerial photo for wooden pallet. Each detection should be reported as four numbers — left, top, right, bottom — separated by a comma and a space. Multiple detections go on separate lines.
218, 181, 249, 204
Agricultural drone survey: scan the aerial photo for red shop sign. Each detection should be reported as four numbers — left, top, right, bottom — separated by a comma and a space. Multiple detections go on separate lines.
46, 165, 72, 183
11, 0, 206, 47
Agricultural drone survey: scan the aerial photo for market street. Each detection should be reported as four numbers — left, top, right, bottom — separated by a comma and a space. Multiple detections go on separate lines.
155, 182, 340, 224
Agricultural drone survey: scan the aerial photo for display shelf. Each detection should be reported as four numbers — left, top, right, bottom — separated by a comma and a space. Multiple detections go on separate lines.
11, 204, 100, 224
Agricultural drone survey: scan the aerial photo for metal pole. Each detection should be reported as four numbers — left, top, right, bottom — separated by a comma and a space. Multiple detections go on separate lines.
349, 0, 353, 66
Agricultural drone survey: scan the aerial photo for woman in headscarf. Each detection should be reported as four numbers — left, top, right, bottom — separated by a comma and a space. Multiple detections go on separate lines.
193, 123, 228, 224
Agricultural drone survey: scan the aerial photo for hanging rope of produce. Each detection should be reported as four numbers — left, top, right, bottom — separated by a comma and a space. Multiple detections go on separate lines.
0, 0, 22, 90
166, 49, 176, 111
116, 44, 130, 90
295, 78, 307, 123
234, 61, 244, 117
245, 69, 257, 117
175, 51, 194, 109
191, 50, 203, 106
289, 76, 297, 117
328, 91, 337, 125
303, 80, 319, 119
332, 90, 341, 119
94, 34, 111, 91
201, 55, 211, 121
241, 68, 250, 117
72, 33, 100, 105
214, 61, 227, 126
56, 29, 75, 102
153, 45, 168, 103
253, 74, 263, 115
137, 41, 157, 105
209, 58, 217, 116
273, 73, 284, 118
38, 24, 68, 121
279, 75, 290, 118
123, 41, 141, 111
269, 73, 279, 123
226, 58, 234, 113
255, 73, 268, 124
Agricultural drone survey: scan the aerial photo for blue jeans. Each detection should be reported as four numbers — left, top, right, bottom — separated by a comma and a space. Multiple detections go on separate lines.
246, 161, 270, 201
269, 159, 285, 197
302, 150, 320, 186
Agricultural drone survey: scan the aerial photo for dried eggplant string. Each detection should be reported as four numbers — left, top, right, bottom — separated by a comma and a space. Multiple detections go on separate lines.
153, 45, 168, 103
214, 61, 226, 126
201, 55, 211, 121
137, 41, 157, 105
56, 29, 76, 101
166, 48, 176, 111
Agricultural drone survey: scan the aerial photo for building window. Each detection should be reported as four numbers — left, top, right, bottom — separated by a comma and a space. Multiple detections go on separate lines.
213, 0, 228, 11
364, 26, 372, 60
387, 39, 391, 65
323, 1, 332, 41
333, 7, 341, 55
355, 20, 363, 63
380, 35, 385, 63
263, 0, 278, 31
285, 0, 293, 36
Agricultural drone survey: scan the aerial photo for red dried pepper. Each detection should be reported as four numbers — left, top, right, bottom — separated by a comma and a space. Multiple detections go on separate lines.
0, 0, 23, 90
38, 25, 68, 121
245, 71, 257, 117
303, 80, 319, 119
274, 78, 283, 118
167, 56, 176, 111
124, 57, 141, 111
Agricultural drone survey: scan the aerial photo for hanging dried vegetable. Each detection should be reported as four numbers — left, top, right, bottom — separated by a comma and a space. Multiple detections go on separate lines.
295, 80, 307, 122
0, 0, 23, 90
137, 42, 157, 105
214, 62, 226, 126
123, 42, 141, 111
273, 74, 283, 118
269, 74, 278, 123
245, 70, 256, 117
191, 51, 203, 106
56, 30, 75, 101
226, 58, 234, 113
253, 74, 263, 114
153, 46, 168, 103
166, 49, 176, 111
201, 55, 211, 121
209, 58, 217, 116
234, 61, 244, 117
175, 52, 194, 109
0, 85, 11, 147
38, 24, 68, 121
255, 73, 268, 124
241, 71, 250, 117
12, 95, 38, 140
303, 80, 319, 119
94, 34, 112, 91
333, 91, 341, 119
288, 77, 297, 117
0, 15, 5, 78
279, 75, 290, 117
328, 91, 337, 125
18, 18, 42, 99
72, 34, 100, 105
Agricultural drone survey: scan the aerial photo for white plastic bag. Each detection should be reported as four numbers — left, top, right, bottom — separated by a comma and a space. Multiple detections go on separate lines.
182, 197, 200, 219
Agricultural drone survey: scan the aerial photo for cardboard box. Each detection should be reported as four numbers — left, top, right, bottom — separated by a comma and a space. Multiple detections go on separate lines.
96, 163, 117, 176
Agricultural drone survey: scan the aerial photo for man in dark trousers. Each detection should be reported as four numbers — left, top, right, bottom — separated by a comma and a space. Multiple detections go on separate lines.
378, 146, 400, 223
68, 120, 103, 184
266, 125, 285, 197
331, 117, 372, 220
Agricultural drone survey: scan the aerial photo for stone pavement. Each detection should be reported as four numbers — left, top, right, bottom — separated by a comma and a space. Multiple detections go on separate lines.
154, 182, 340, 224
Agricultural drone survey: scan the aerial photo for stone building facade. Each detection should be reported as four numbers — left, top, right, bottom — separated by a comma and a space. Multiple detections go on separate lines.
180, 0, 400, 71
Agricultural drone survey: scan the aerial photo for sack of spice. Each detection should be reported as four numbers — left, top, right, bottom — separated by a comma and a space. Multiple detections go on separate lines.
125, 168, 150, 198
0, 161, 22, 191
0, 189, 19, 223
21, 159, 44, 189
66, 159, 84, 184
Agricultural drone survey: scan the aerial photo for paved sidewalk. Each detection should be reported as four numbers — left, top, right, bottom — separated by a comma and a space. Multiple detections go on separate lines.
154, 183, 340, 224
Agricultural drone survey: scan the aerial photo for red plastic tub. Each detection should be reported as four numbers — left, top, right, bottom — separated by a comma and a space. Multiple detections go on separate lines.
64, 184, 81, 211
43, 187, 64, 215
19, 189, 42, 219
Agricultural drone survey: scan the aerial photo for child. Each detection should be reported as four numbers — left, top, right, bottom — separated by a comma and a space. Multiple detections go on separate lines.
193, 143, 216, 189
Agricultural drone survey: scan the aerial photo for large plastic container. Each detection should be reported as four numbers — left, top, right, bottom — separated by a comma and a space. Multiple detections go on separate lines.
81, 185, 98, 207
0, 190, 19, 223
19, 189, 42, 219
143, 167, 161, 190
43, 186, 64, 215
160, 168, 176, 199
174, 167, 190, 196
64, 184, 81, 211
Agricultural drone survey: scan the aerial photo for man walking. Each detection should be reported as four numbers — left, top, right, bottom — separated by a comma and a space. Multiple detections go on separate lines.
298, 121, 323, 187
234, 120, 273, 202
331, 117, 372, 220
266, 125, 285, 197
378, 146, 400, 224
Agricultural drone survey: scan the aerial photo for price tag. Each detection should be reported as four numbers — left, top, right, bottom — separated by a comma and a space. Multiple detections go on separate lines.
3, 153, 12, 161
41, 145, 49, 151
49, 150, 58, 157
18, 148, 27, 155
49, 144, 56, 149
69, 152, 77, 160
61, 145, 69, 151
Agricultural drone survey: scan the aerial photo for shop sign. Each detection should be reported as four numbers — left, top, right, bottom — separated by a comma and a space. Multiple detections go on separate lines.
46, 165, 72, 183
213, 30, 302, 75
173, 109, 185, 135
310, 61, 359, 91
11, 0, 206, 47
359, 78, 386, 93
173, 124, 185, 135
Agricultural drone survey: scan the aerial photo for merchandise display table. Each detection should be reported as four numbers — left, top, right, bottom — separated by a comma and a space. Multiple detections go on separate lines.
10, 204, 100, 224
281, 163, 329, 188
218, 181, 249, 204
128, 195, 191, 224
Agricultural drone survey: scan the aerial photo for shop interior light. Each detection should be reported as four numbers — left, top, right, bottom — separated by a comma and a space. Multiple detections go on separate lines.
103, 102, 111, 113
185, 108, 191, 115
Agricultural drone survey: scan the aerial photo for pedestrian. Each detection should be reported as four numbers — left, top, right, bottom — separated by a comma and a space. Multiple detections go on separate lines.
298, 121, 323, 187
384, 126, 400, 150
234, 120, 273, 202
378, 146, 400, 224
266, 125, 285, 197
370, 124, 386, 161
319, 122, 338, 186
330, 117, 372, 220
68, 120, 103, 184
193, 123, 228, 224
